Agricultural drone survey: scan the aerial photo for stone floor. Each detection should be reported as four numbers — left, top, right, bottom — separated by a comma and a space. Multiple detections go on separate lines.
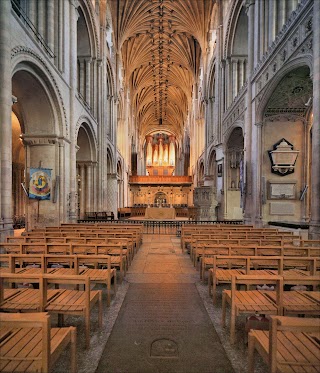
52, 234, 268, 373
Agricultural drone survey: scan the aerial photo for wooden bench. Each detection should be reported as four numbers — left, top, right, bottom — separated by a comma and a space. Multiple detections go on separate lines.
0, 312, 77, 373
248, 315, 320, 373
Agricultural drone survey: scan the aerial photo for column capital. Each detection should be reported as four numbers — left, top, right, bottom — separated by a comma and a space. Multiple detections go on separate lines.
21, 135, 59, 146
254, 121, 263, 127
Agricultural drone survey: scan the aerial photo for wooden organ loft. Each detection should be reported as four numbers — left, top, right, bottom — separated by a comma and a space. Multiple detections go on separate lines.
127, 133, 194, 218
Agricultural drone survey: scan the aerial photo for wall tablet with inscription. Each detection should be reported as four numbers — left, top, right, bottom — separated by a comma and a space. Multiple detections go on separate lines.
268, 181, 296, 200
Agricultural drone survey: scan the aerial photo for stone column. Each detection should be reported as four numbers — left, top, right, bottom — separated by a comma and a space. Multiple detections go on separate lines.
68, 0, 79, 222
37, 0, 45, 39
226, 58, 231, 107
107, 173, 118, 217
47, 0, 54, 53
253, 0, 260, 66
277, 0, 286, 33
86, 162, 92, 212
0, 0, 13, 238
58, 0, 64, 71
79, 164, 86, 218
92, 162, 97, 212
268, 0, 276, 47
28, 0, 36, 26
79, 59, 85, 98
85, 58, 92, 108
243, 0, 255, 224
232, 59, 238, 98
239, 59, 244, 88
252, 122, 263, 225
259, 0, 265, 59
309, 0, 320, 239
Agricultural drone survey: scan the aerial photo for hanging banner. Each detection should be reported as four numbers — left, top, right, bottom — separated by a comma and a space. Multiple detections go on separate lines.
29, 168, 51, 200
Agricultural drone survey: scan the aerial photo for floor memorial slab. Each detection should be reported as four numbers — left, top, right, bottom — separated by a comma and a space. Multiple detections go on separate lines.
95, 283, 234, 373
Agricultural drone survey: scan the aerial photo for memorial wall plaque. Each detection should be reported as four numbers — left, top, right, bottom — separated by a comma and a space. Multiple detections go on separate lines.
270, 202, 295, 215
268, 181, 296, 199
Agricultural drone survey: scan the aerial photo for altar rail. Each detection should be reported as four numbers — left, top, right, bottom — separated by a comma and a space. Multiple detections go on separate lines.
77, 219, 244, 235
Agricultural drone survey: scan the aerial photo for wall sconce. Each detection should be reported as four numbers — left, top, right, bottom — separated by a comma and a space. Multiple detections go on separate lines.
268, 138, 299, 176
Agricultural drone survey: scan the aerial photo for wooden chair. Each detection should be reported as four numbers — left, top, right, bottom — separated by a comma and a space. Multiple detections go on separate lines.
248, 315, 320, 373
0, 273, 60, 313
75, 254, 117, 307
0, 312, 77, 373
43, 274, 102, 349
222, 275, 283, 344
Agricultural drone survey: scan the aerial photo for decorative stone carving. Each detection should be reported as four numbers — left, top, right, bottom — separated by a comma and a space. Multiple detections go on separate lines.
193, 186, 218, 221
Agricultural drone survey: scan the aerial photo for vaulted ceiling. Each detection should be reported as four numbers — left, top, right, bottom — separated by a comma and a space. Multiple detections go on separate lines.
109, 0, 215, 140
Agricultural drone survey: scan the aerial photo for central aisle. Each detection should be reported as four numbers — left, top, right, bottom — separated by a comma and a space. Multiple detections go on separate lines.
95, 234, 234, 373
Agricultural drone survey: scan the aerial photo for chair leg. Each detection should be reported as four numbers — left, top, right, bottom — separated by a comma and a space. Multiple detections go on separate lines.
107, 278, 111, 307
230, 307, 236, 345
70, 327, 77, 373
98, 292, 103, 328
222, 293, 227, 327
247, 332, 255, 373
85, 311, 90, 350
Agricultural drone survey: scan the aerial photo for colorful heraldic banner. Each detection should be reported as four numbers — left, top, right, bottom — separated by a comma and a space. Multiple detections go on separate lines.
29, 168, 51, 200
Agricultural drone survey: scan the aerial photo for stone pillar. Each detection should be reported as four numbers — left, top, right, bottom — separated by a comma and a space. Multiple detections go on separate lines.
86, 163, 92, 212
309, 0, 320, 239
253, 0, 260, 66
0, 0, 13, 239
268, 0, 276, 47
252, 122, 263, 226
232, 59, 238, 98
28, 0, 36, 26
107, 173, 118, 217
239, 59, 244, 88
68, 0, 79, 222
243, 0, 255, 224
79, 164, 86, 218
259, 0, 265, 59
79, 59, 85, 98
226, 58, 231, 107
92, 162, 97, 212
37, 0, 45, 39
277, 0, 286, 33
85, 58, 92, 107
58, 0, 64, 71
47, 0, 54, 53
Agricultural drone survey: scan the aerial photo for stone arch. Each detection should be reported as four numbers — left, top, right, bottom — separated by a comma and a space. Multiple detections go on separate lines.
12, 60, 63, 136
198, 159, 205, 187
11, 59, 66, 229
78, 0, 99, 58
76, 122, 98, 218
256, 56, 313, 123
224, 2, 248, 104
258, 64, 313, 225
207, 147, 217, 189
224, 1, 246, 56
117, 158, 124, 208
224, 127, 244, 220
11, 47, 67, 137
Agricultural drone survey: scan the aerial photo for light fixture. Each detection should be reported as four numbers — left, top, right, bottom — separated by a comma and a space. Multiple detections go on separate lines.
268, 139, 299, 176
